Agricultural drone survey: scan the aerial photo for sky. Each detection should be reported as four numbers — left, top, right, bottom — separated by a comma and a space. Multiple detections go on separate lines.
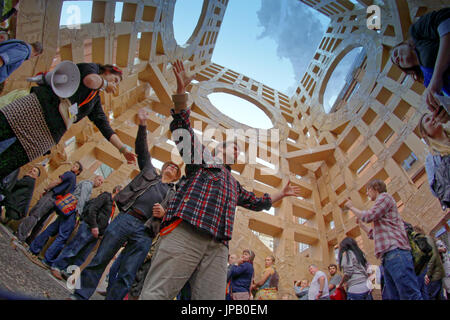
59, 1, 356, 125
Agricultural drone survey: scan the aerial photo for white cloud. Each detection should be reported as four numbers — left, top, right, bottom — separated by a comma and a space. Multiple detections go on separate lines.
256, 0, 330, 84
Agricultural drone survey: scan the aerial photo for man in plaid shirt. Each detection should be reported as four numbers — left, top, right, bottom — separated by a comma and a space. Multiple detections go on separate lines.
140, 60, 301, 300
345, 179, 422, 300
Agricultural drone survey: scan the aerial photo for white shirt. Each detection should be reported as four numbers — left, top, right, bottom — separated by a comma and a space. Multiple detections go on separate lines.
308, 270, 329, 300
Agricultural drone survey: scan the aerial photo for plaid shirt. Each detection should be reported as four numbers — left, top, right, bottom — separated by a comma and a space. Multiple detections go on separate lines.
361, 193, 410, 259
162, 108, 272, 243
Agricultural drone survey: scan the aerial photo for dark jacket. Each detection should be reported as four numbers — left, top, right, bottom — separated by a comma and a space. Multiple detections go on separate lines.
30, 63, 116, 145
229, 262, 254, 293
114, 125, 175, 234
81, 191, 114, 235
426, 235, 446, 282
1, 175, 35, 220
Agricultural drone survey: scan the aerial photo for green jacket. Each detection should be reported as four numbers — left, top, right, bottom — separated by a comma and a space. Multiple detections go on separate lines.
426, 236, 445, 281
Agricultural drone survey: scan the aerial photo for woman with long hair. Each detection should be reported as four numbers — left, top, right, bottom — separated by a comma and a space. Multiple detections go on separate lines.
390, 8, 450, 112
419, 112, 450, 210
0, 62, 136, 179
253, 255, 279, 300
337, 237, 373, 300
228, 249, 255, 300
419, 112, 450, 156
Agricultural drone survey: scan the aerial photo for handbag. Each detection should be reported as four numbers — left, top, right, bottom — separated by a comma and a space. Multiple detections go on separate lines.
54, 193, 78, 216
330, 286, 347, 300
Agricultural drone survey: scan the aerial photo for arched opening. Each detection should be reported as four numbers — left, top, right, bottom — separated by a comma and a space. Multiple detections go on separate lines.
173, 0, 204, 45
208, 92, 273, 129
323, 47, 366, 113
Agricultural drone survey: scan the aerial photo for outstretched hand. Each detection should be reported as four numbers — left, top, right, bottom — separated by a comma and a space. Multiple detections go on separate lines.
172, 60, 194, 95
137, 108, 150, 126
123, 150, 137, 165
282, 182, 301, 197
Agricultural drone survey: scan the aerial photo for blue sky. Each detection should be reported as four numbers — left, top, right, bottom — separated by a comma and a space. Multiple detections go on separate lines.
60, 1, 354, 127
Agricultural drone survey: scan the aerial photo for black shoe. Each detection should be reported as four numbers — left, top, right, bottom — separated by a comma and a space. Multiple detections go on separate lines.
61, 270, 70, 281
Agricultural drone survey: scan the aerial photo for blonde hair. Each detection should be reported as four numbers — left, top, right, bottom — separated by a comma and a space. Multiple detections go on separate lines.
418, 113, 450, 156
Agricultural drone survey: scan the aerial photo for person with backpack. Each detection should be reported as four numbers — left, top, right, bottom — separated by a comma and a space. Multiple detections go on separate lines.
336, 237, 373, 300
228, 249, 255, 300
253, 255, 279, 300
69, 108, 181, 300
50, 185, 122, 280
15, 161, 82, 245
0, 38, 42, 83
346, 179, 423, 300
401, 222, 433, 299
413, 226, 446, 300
25, 175, 104, 269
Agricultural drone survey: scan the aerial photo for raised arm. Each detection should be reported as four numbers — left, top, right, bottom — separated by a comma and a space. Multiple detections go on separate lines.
172, 60, 194, 113
426, 32, 450, 111
345, 195, 390, 224
134, 108, 154, 171
170, 60, 213, 166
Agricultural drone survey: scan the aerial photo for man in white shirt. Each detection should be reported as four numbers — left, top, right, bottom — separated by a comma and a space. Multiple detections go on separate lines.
308, 264, 330, 300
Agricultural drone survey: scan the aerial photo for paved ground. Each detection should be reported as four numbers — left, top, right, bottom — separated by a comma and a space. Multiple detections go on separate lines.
0, 223, 105, 300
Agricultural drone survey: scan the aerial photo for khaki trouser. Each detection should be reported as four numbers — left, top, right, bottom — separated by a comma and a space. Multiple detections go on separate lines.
140, 221, 228, 300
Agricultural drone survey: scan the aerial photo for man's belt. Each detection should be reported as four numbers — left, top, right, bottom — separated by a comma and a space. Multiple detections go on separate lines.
125, 208, 147, 223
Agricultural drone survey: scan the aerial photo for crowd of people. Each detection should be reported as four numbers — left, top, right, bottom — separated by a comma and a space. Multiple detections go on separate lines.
0, 3, 448, 300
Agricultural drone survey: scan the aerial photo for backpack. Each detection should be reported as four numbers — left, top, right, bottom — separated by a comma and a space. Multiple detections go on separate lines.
405, 224, 433, 275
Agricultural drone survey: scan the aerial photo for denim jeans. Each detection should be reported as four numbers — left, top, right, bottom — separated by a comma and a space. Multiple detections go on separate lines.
107, 249, 125, 293
416, 267, 429, 300
73, 213, 152, 300
382, 248, 423, 300
427, 280, 444, 300
347, 291, 373, 300
29, 213, 77, 265
52, 221, 98, 272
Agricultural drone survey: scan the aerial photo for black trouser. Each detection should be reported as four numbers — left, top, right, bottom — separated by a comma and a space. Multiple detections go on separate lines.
0, 112, 29, 180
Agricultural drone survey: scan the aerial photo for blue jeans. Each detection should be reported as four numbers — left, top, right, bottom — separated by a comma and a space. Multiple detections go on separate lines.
416, 267, 429, 300
427, 280, 444, 300
52, 221, 98, 271
382, 248, 423, 300
347, 291, 373, 300
106, 249, 125, 293
29, 213, 77, 265
73, 213, 152, 300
